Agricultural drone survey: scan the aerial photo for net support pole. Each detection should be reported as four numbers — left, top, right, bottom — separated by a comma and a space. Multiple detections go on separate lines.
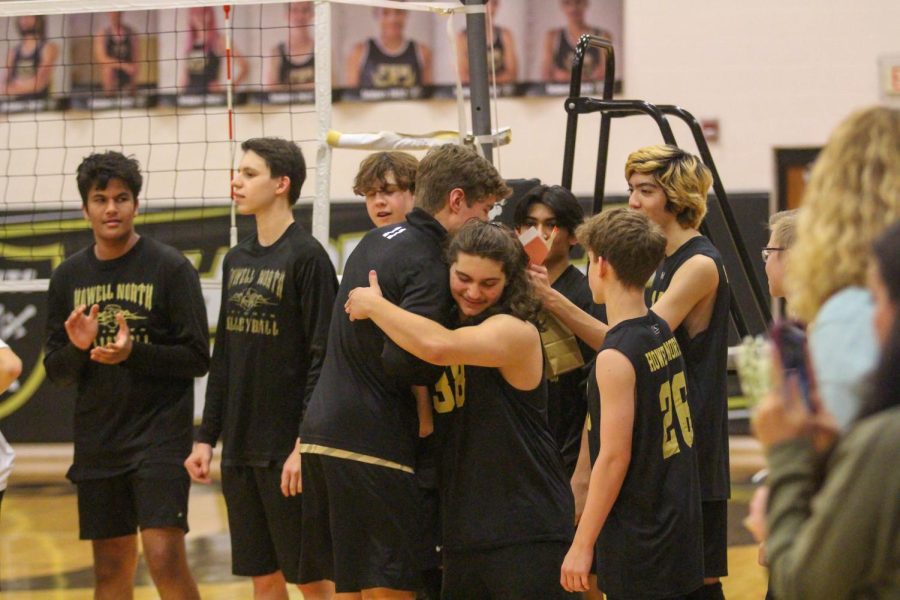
313, 0, 332, 247
462, 0, 492, 162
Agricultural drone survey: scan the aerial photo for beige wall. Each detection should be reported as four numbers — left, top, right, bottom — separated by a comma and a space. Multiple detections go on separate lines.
330, 0, 900, 199
0, 0, 897, 212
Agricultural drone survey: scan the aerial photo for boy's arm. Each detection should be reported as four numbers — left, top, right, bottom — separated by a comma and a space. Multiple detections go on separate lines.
379, 262, 448, 385
651, 254, 718, 334
196, 270, 230, 447
529, 265, 608, 351
124, 261, 210, 379
374, 298, 533, 368
349, 272, 535, 369
43, 275, 91, 387
296, 250, 339, 416
0, 345, 22, 393
561, 349, 634, 592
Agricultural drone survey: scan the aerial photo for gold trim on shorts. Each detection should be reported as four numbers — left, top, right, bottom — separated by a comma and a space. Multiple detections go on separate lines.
299, 444, 415, 474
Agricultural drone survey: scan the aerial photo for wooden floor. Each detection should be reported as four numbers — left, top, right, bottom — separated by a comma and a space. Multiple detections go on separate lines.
0, 447, 770, 599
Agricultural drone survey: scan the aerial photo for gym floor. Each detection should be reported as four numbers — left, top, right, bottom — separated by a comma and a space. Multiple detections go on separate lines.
0, 440, 769, 599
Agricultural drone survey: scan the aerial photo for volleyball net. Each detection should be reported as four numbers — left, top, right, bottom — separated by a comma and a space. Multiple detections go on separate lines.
0, 0, 511, 297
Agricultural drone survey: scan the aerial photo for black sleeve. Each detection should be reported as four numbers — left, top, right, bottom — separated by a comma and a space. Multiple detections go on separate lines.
381, 259, 447, 386
124, 261, 210, 379
196, 261, 229, 445
296, 248, 339, 418
43, 270, 90, 387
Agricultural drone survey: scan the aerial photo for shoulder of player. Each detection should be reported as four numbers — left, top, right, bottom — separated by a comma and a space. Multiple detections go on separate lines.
282, 224, 331, 257
595, 347, 636, 385
368, 221, 438, 253
477, 313, 539, 340
669, 252, 719, 290
140, 238, 198, 278
51, 246, 93, 281
142, 236, 187, 262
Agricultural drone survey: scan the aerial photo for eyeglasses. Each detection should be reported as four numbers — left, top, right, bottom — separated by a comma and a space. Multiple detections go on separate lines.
761, 247, 785, 262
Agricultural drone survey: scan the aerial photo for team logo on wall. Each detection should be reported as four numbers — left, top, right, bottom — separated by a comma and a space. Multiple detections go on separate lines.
0, 245, 62, 420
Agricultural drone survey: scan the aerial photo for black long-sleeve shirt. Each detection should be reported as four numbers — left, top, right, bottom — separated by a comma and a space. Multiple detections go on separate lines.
196, 223, 338, 465
44, 237, 209, 481
301, 209, 451, 470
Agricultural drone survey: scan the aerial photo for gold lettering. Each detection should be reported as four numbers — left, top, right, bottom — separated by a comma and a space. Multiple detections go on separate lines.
74, 284, 114, 307
256, 269, 286, 300
225, 315, 280, 337
115, 282, 154, 311
229, 267, 256, 288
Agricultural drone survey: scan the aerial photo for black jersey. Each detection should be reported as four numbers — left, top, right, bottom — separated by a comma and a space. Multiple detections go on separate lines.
105, 26, 135, 89
434, 361, 574, 552
551, 27, 610, 80
278, 42, 314, 86
300, 209, 451, 470
486, 27, 506, 77
9, 40, 49, 99
548, 265, 606, 477
197, 223, 337, 466
43, 237, 209, 481
105, 27, 134, 62
186, 41, 220, 94
358, 38, 423, 88
645, 235, 731, 500
586, 311, 703, 599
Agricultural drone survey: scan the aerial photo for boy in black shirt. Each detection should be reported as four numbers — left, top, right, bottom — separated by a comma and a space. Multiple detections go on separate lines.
297, 144, 510, 599
562, 208, 703, 599
184, 137, 337, 598
532, 147, 730, 599
627, 146, 730, 599
44, 151, 208, 599
514, 184, 606, 477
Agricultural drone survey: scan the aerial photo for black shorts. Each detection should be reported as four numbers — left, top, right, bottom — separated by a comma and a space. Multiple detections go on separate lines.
443, 541, 577, 600
221, 464, 303, 583
76, 463, 189, 540
701, 499, 728, 577
299, 452, 422, 593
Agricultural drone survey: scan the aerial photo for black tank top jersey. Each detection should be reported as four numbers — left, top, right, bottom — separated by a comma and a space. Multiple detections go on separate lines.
300, 209, 452, 469
105, 27, 134, 63
586, 311, 703, 599
549, 264, 606, 477
358, 38, 423, 88
552, 27, 610, 79
645, 235, 731, 500
278, 42, 314, 86
434, 362, 574, 552
486, 27, 506, 77
10, 40, 49, 99
186, 41, 220, 94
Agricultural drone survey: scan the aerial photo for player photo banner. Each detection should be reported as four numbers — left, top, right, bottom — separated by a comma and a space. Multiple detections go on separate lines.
0, 0, 624, 113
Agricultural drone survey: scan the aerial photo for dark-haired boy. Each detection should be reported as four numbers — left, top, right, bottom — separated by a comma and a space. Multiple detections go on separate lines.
515, 184, 606, 478
561, 208, 703, 599
184, 138, 338, 598
44, 151, 208, 599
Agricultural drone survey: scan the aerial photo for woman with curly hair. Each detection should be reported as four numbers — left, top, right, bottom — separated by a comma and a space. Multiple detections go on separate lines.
346, 219, 575, 599
787, 106, 900, 429
752, 220, 900, 600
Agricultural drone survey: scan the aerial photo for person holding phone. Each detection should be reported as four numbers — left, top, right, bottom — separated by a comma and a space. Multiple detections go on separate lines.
786, 106, 900, 431
751, 220, 900, 600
